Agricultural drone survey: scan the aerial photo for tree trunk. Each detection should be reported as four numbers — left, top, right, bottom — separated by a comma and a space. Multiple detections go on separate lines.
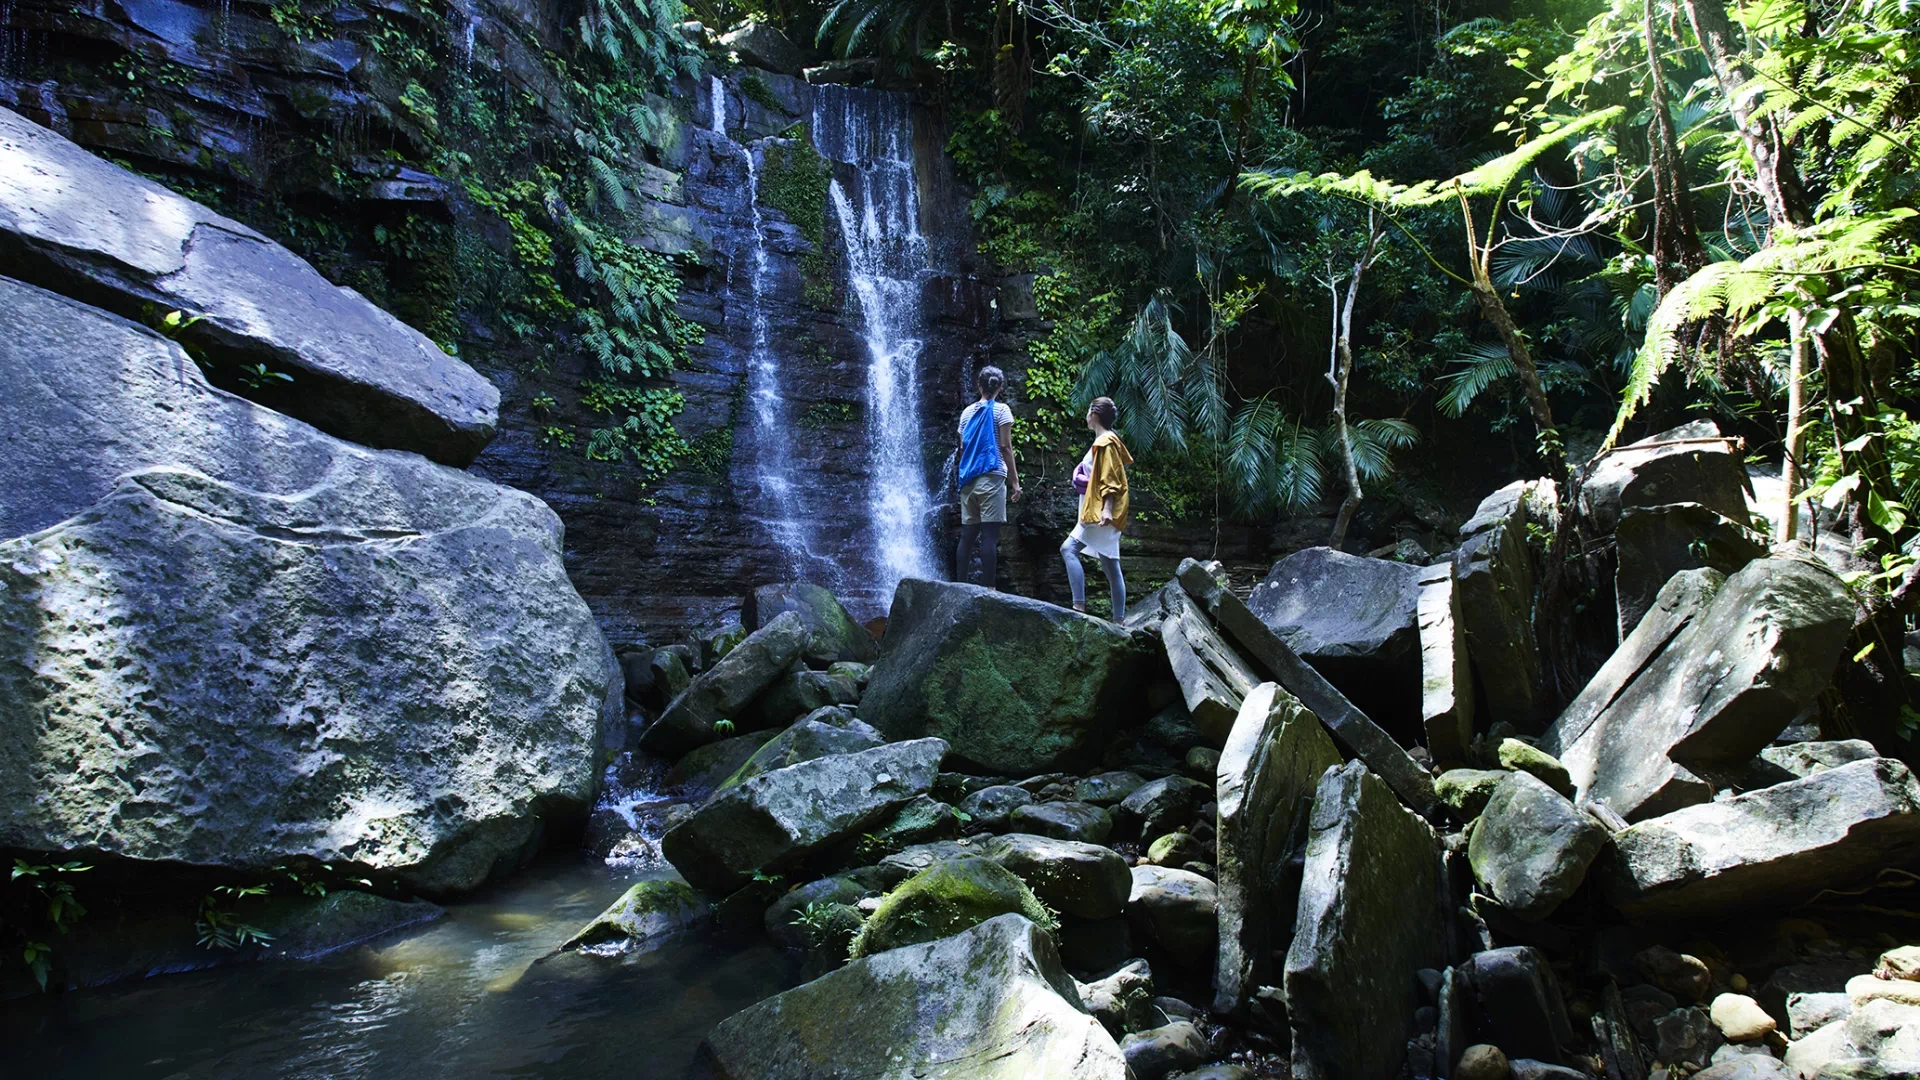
1643, 0, 1710, 296
1327, 215, 1383, 550
1454, 184, 1566, 485
1781, 316, 1808, 540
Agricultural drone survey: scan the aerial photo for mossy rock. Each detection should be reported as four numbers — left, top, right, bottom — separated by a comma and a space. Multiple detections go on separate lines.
714, 707, 878, 796
834, 795, 962, 865
744, 583, 879, 665
1435, 768, 1509, 820
849, 857, 1056, 959
561, 879, 709, 953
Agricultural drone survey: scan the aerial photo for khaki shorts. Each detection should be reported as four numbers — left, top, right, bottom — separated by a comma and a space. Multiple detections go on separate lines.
960, 473, 1008, 524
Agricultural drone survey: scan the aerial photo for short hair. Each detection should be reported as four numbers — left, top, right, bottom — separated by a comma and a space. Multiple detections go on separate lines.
976, 365, 1005, 396
1089, 396, 1118, 427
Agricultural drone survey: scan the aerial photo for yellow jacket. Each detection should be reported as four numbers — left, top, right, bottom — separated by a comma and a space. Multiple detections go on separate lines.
1078, 431, 1134, 530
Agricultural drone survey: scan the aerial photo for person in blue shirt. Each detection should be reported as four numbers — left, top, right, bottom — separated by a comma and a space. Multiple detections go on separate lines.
954, 365, 1020, 588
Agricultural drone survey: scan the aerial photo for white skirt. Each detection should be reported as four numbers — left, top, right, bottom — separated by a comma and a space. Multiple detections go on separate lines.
1068, 521, 1123, 561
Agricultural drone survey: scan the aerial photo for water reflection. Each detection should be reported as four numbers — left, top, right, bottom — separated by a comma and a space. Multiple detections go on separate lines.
6, 855, 799, 1080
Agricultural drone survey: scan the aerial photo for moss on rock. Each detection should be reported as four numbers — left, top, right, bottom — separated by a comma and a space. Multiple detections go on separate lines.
849, 857, 1057, 959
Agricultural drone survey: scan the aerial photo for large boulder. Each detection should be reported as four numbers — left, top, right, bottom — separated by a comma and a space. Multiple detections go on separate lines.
662, 738, 947, 892
1554, 556, 1853, 822
711, 708, 885, 796
1452, 481, 1550, 730
987, 833, 1134, 921
1175, 560, 1436, 814
1467, 772, 1608, 920
1248, 547, 1424, 724
1284, 761, 1444, 1080
1214, 682, 1342, 1015
0, 109, 497, 466
1418, 561, 1475, 768
640, 611, 810, 757
1606, 758, 1920, 919
719, 22, 808, 77
1465, 946, 1582, 1066
699, 914, 1129, 1079
0, 277, 616, 896
1581, 421, 1751, 536
742, 582, 879, 664
849, 857, 1055, 958
862, 579, 1148, 775
1128, 866, 1219, 965
1614, 503, 1766, 640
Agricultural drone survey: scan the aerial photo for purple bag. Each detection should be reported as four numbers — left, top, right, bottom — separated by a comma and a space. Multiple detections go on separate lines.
1072, 458, 1092, 496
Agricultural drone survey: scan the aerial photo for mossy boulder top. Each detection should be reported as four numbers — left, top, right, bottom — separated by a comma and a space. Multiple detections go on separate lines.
861, 579, 1151, 775
743, 582, 879, 665
561, 879, 710, 953
849, 856, 1055, 959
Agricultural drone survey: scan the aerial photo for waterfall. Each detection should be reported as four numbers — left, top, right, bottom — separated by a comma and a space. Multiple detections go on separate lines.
814, 85, 940, 598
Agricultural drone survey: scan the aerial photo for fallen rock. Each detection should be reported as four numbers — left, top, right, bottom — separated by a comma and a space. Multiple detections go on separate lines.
1456, 1043, 1512, 1080
1078, 957, 1156, 1035
1640, 945, 1715, 1003
1121, 1021, 1210, 1080
699, 914, 1129, 1078
1119, 776, 1211, 840
1764, 741, 1881, 779
836, 796, 963, 862
742, 582, 878, 665
1076, 771, 1149, 807
1011, 801, 1114, 844
1159, 585, 1264, 743
1467, 772, 1607, 921
1582, 420, 1752, 535
661, 738, 947, 892
1713, 993, 1779, 1042
1557, 557, 1854, 822
1607, 759, 1920, 919
744, 666, 861, 729
1146, 832, 1207, 866
1213, 681, 1342, 1015
0, 277, 614, 896
713, 708, 883, 796
1247, 546, 1424, 724
988, 833, 1134, 921
861, 579, 1148, 774
1844, 998, 1920, 1060
1128, 866, 1218, 966
0, 109, 497, 465
763, 867, 891, 952
960, 784, 1035, 830
642, 611, 810, 757
1850, 976, 1920, 1009
1657, 1005, 1725, 1067
1882, 948, 1920, 982
1284, 761, 1444, 1080
1697, 1051, 1796, 1080
1466, 946, 1581, 1067
1782, 1019, 1859, 1079
1453, 480, 1550, 730
1183, 746, 1221, 782
1419, 561, 1475, 768
666, 731, 781, 797
849, 857, 1054, 958
719, 22, 807, 77
1789, 993, 1854, 1039
1437, 769, 1509, 820
1615, 502, 1767, 639
560, 879, 710, 953
1174, 560, 1437, 814
1496, 739, 1575, 797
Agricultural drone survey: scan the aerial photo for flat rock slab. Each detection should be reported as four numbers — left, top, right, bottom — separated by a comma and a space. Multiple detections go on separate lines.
1453, 481, 1549, 730
1418, 562, 1475, 768
0, 277, 615, 896
1614, 502, 1766, 640
1214, 682, 1342, 1015
1158, 585, 1264, 744
661, 738, 948, 893
1607, 758, 1920, 919
1468, 772, 1607, 921
862, 579, 1148, 775
0, 108, 498, 465
1285, 761, 1444, 1080
699, 914, 1129, 1079
1249, 546, 1424, 724
1175, 560, 1436, 815
1582, 421, 1751, 536
1556, 557, 1853, 822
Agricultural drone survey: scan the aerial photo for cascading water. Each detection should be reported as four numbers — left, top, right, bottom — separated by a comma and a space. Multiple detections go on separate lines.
813, 85, 941, 599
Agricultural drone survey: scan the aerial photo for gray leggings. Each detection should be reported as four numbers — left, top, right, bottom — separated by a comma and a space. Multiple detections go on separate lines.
1062, 535, 1125, 619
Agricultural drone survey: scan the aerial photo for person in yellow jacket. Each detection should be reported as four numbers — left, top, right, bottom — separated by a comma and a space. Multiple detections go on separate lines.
1062, 396, 1132, 619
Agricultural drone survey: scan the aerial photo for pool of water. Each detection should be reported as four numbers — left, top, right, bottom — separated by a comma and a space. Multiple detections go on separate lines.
5, 855, 800, 1080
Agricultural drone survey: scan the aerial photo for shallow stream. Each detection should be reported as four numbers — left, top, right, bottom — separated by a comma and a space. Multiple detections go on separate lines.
7, 856, 799, 1080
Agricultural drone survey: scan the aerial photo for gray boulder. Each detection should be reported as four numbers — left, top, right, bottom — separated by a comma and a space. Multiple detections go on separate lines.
1615, 502, 1766, 639
1174, 560, 1436, 814
1128, 866, 1219, 965
1157, 585, 1264, 744
0, 108, 497, 465
960, 784, 1036, 830
1582, 420, 1751, 535
0, 277, 614, 896
1556, 556, 1854, 821
665, 731, 780, 797
1121, 1021, 1210, 1080
1076, 771, 1150, 807
862, 579, 1148, 774
742, 582, 878, 664
712, 708, 884, 796
1465, 946, 1581, 1066
988, 834, 1133, 921
1284, 761, 1444, 1080
1436, 769, 1510, 820
640, 611, 810, 757
661, 738, 947, 892
1249, 547, 1424, 724
1213, 682, 1342, 1015
1119, 776, 1211, 841
848, 857, 1054, 959
744, 666, 861, 729
1761, 740, 1879, 778
1453, 480, 1551, 730
1468, 772, 1608, 920
1011, 801, 1114, 844
719, 22, 808, 77
699, 915, 1129, 1079
560, 879, 710, 953
1607, 758, 1920, 919
1419, 561, 1475, 768
1078, 957, 1157, 1035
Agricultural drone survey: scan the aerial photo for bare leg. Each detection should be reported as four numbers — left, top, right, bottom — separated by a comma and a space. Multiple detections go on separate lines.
1061, 535, 1088, 610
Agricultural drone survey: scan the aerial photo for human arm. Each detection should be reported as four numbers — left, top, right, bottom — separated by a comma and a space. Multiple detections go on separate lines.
997, 411, 1021, 502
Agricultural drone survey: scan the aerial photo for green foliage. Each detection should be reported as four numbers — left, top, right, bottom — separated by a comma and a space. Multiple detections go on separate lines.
740, 73, 783, 111
9, 860, 90, 990
802, 401, 862, 428
195, 886, 274, 951
760, 130, 839, 307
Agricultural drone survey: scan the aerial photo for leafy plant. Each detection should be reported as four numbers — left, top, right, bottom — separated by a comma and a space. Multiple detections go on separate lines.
10, 860, 90, 990
195, 885, 275, 951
